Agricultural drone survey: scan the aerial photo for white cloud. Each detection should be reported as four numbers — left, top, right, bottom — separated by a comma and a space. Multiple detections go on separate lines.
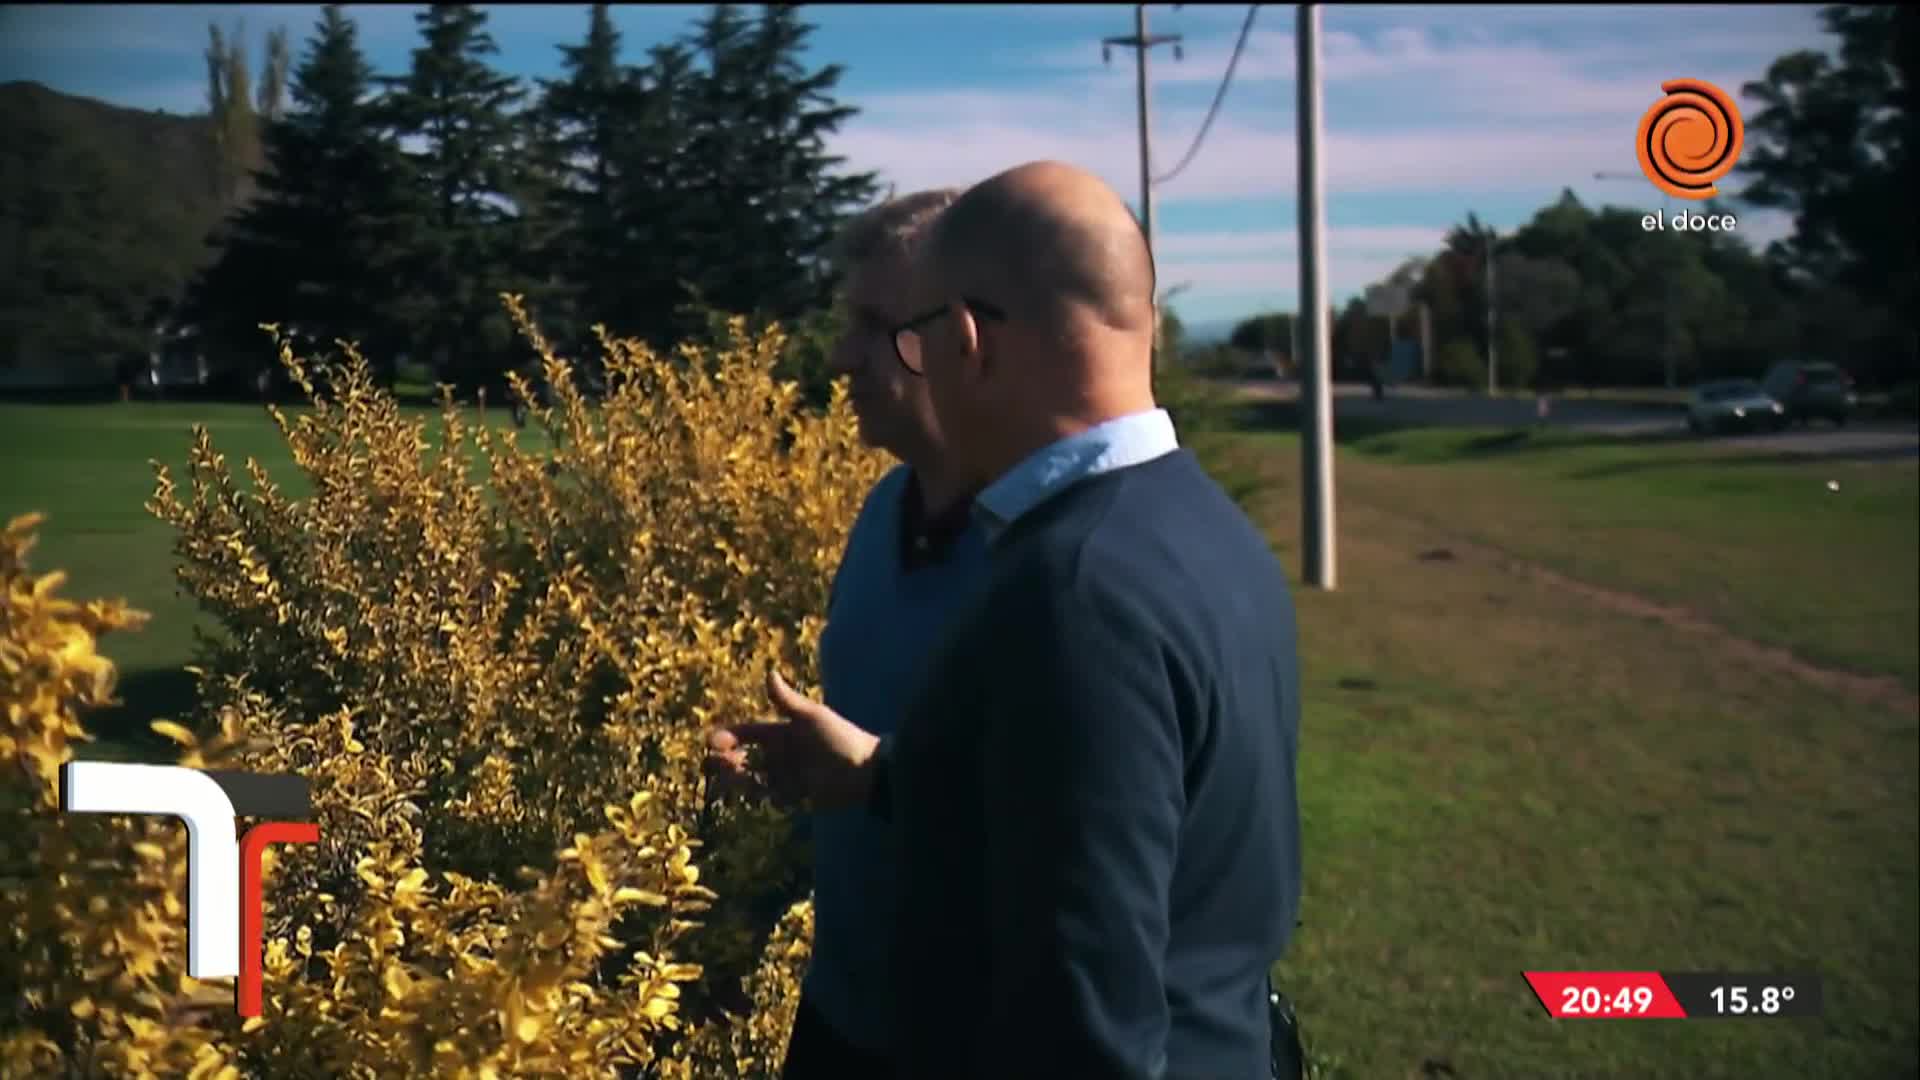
833, 10, 1814, 207
833, 102, 1636, 202
1728, 207, 1795, 252
1048, 21, 1798, 125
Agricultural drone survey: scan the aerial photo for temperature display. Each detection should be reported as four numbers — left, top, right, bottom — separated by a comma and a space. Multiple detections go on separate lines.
1524, 972, 1823, 1019
1666, 973, 1823, 1018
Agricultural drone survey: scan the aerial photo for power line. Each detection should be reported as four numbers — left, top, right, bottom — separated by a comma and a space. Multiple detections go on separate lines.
1155, 5, 1259, 187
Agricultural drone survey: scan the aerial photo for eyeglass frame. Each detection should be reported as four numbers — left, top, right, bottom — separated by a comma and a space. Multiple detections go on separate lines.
889, 297, 1007, 376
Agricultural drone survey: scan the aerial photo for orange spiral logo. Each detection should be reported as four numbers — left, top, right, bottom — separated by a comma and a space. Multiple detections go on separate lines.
1636, 78, 1744, 200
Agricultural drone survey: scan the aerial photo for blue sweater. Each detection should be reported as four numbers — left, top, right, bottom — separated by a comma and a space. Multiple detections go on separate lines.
808, 464, 989, 1050
882, 447, 1304, 1080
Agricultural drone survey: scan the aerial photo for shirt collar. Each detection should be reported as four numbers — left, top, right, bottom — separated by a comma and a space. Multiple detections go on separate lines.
973, 408, 1179, 544
899, 468, 977, 569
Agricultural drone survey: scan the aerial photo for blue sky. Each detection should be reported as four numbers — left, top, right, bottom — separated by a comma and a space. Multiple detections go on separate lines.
1, 3, 1830, 333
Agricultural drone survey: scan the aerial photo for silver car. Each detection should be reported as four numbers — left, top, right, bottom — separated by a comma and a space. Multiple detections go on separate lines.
1686, 378, 1786, 435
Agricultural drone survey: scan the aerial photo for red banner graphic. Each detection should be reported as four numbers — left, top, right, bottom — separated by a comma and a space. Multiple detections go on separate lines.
1524, 971, 1687, 1019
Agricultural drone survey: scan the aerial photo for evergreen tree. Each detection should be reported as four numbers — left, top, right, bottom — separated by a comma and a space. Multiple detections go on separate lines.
184, 5, 417, 381
534, 4, 637, 352
600, 40, 701, 346
379, 3, 532, 389
1739, 4, 1916, 380
671, 5, 878, 337
732, 5, 880, 315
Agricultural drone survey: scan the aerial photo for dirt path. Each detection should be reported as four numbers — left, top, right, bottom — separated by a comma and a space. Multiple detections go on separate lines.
1403, 533, 1920, 718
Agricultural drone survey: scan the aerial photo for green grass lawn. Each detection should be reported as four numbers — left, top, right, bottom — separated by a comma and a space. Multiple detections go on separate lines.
1331, 426, 1920, 692
0, 400, 546, 755
3, 401, 1916, 1077
1202, 429, 1917, 1078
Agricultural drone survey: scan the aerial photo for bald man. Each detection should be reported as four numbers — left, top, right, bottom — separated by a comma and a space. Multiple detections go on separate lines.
713, 162, 1303, 1079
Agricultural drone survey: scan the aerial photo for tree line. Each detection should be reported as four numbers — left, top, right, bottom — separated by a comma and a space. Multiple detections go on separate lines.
1210, 4, 1916, 392
179, 2, 876, 397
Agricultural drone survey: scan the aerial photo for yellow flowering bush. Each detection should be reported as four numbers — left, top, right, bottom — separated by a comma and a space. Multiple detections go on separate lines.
1, 297, 886, 1078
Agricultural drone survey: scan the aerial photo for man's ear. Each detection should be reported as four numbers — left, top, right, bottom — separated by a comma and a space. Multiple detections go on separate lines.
949, 300, 986, 379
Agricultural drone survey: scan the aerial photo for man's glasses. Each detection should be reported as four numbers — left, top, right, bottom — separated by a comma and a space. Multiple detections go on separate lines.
890, 297, 1006, 375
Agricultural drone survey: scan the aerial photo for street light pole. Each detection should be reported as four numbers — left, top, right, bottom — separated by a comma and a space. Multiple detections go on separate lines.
1297, 3, 1335, 590
1104, 6, 1183, 372
1486, 229, 1498, 395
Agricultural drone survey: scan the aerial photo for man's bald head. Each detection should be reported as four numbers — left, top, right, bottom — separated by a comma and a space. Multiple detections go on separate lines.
907, 162, 1164, 492
922, 161, 1157, 340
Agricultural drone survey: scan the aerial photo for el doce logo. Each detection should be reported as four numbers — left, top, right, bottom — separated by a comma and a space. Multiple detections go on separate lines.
1636, 78, 1745, 200
59, 762, 319, 1018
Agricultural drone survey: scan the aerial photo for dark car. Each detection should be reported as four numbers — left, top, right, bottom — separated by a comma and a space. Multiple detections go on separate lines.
1686, 378, 1786, 434
1761, 361, 1858, 426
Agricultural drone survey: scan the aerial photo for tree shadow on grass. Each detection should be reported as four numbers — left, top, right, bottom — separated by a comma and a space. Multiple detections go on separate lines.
79, 667, 199, 762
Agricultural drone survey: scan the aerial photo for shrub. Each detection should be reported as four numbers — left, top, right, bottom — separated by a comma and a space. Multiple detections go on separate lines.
1434, 339, 1486, 390
1495, 323, 1539, 393
2, 296, 887, 1077
1156, 361, 1244, 441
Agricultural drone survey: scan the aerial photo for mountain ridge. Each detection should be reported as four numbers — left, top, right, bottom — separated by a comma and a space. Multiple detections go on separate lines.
1, 80, 226, 372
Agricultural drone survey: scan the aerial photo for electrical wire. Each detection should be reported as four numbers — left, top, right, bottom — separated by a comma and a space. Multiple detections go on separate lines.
1154, 4, 1260, 187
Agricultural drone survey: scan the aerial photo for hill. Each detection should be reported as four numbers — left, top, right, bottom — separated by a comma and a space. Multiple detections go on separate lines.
0, 81, 225, 379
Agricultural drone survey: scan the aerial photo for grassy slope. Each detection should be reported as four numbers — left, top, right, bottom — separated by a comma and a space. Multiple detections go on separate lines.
1334, 426, 1919, 690
3, 402, 1915, 1076
1204, 432, 1917, 1078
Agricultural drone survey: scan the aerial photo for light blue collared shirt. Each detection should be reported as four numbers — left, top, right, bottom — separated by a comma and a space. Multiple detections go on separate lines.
974, 408, 1180, 544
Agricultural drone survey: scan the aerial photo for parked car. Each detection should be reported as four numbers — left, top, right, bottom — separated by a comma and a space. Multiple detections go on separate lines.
1686, 378, 1786, 434
1761, 360, 1858, 426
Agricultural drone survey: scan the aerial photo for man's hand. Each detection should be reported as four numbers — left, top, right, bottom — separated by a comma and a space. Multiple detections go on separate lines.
704, 670, 881, 810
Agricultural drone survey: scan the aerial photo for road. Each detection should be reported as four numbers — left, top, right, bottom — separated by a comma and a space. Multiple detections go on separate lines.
1225, 380, 1920, 461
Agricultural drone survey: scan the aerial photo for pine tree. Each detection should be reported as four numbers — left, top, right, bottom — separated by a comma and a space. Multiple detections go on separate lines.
734, 5, 879, 315
534, 4, 634, 351
672, 5, 878, 335
600, 40, 702, 347
185, 5, 418, 381
379, 3, 532, 390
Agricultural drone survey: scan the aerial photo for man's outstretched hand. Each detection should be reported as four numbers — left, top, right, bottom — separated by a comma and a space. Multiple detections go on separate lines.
704, 670, 881, 810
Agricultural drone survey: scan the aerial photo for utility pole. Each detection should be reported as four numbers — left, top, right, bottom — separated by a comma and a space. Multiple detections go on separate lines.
1485, 228, 1498, 395
1104, 5, 1182, 371
1297, 3, 1335, 590
1418, 301, 1433, 382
